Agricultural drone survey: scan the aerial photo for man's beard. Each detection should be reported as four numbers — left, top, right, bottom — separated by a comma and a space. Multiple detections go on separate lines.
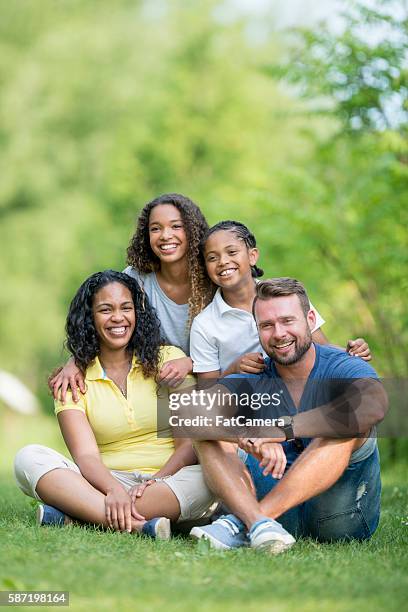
267, 330, 312, 366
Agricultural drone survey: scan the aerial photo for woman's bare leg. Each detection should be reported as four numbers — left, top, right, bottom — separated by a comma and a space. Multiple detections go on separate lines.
35, 469, 145, 531
35, 469, 181, 528
133, 482, 181, 522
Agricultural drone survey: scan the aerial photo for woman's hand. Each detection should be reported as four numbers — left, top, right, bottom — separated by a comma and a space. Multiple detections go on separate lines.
158, 357, 193, 387
105, 485, 144, 533
49, 357, 86, 403
128, 480, 155, 510
347, 338, 372, 361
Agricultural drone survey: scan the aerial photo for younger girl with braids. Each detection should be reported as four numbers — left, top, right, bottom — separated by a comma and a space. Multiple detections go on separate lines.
190, 220, 371, 380
189, 220, 371, 486
51, 194, 213, 402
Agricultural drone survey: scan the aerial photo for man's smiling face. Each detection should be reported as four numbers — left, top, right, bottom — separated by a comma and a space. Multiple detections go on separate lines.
255, 294, 315, 366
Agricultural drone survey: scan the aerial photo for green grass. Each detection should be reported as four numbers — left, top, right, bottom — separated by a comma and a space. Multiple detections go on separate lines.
1, 412, 407, 612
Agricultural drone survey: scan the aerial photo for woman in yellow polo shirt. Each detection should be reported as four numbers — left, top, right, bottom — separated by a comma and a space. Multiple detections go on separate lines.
14, 270, 216, 539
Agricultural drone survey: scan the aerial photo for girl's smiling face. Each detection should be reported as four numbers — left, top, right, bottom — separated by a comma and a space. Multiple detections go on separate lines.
204, 230, 259, 290
148, 204, 188, 264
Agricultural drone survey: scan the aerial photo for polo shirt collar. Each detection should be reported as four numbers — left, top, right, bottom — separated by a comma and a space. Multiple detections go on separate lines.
86, 355, 138, 381
213, 287, 259, 318
213, 288, 237, 316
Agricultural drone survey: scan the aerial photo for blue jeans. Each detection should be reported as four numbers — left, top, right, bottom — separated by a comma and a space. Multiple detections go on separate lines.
244, 441, 381, 541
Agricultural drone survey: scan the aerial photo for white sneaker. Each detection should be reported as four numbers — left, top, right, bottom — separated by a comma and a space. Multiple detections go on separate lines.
249, 518, 295, 554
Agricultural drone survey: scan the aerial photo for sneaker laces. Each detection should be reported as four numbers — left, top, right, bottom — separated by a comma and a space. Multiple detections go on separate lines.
251, 518, 285, 538
214, 516, 241, 536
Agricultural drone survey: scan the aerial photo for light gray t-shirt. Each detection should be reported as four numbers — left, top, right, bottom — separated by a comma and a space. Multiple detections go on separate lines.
123, 267, 190, 355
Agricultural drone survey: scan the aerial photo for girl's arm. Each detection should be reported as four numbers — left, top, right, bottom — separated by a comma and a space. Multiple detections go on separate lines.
199, 329, 371, 379
206, 332, 330, 378
49, 357, 86, 403
222, 353, 265, 377
312, 329, 372, 361
312, 328, 329, 344
197, 370, 221, 380
158, 356, 193, 387
57, 410, 144, 531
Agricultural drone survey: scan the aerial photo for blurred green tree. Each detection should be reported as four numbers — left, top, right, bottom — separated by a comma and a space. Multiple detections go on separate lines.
263, 0, 408, 378
0, 0, 304, 401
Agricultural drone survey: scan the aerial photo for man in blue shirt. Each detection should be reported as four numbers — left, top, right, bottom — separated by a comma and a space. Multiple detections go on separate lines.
191, 278, 386, 552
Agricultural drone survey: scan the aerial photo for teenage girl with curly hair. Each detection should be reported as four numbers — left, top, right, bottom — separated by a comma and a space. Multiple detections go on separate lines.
126, 193, 211, 326
15, 271, 216, 537
51, 194, 213, 402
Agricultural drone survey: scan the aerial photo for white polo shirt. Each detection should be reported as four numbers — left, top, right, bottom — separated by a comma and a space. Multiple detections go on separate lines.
190, 288, 325, 373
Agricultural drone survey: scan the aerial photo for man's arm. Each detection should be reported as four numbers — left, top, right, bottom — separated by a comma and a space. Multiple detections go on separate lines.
240, 378, 387, 456
293, 377, 387, 438
312, 329, 372, 361
168, 374, 388, 442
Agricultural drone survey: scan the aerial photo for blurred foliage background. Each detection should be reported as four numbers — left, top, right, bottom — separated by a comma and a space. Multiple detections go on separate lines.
0, 0, 407, 459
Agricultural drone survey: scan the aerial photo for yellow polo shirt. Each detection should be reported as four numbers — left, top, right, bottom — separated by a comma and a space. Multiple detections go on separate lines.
55, 346, 192, 474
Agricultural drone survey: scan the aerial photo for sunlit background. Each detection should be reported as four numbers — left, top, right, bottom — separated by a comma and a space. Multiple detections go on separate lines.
0, 0, 407, 467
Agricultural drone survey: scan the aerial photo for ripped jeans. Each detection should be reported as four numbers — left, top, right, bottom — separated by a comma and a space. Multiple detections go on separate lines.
244, 441, 381, 541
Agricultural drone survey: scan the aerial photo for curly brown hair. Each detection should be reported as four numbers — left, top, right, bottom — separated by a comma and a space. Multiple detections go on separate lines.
127, 193, 214, 325
66, 270, 163, 380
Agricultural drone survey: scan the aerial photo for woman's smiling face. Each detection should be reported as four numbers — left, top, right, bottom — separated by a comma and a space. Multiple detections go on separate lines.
92, 282, 136, 352
204, 229, 259, 289
148, 204, 188, 264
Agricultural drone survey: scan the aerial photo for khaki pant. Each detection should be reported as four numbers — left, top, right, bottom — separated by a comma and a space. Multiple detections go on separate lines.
14, 444, 217, 522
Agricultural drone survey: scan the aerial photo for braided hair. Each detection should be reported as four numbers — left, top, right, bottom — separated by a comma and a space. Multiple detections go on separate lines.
65, 270, 163, 379
127, 193, 213, 324
202, 220, 264, 278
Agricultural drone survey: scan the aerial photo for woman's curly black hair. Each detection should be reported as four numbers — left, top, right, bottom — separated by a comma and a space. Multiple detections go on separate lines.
126, 193, 214, 324
202, 220, 264, 278
65, 270, 163, 379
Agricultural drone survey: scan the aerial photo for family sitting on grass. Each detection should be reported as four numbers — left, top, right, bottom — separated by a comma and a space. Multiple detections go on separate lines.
14, 193, 386, 553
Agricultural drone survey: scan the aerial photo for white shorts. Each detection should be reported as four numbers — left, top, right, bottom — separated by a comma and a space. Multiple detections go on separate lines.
14, 444, 217, 522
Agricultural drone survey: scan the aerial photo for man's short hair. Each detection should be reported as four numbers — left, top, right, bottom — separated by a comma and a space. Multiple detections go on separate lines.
253, 277, 311, 318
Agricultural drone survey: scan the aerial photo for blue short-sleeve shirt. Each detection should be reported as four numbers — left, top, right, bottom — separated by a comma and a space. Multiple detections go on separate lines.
222, 344, 379, 454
